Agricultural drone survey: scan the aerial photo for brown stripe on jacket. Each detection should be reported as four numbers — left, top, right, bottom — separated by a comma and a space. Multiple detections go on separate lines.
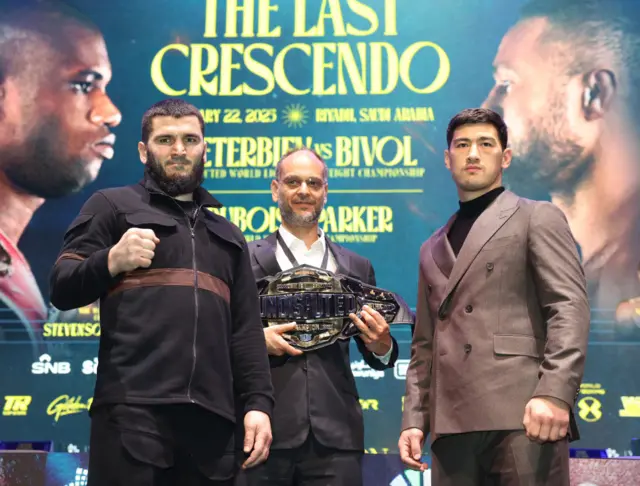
107, 268, 230, 303
56, 253, 87, 264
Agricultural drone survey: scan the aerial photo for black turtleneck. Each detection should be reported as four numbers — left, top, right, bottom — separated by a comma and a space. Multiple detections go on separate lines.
174, 199, 199, 223
447, 187, 505, 256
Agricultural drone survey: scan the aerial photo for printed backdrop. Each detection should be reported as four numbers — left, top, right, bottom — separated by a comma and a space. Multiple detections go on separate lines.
1, 0, 639, 460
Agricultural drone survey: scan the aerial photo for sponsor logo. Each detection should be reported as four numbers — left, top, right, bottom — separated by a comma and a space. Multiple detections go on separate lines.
82, 358, 99, 375
31, 354, 71, 375
351, 360, 385, 380
365, 448, 391, 454
42, 323, 101, 338
394, 359, 410, 380
577, 383, 605, 423
65, 467, 88, 486
359, 398, 380, 411
577, 397, 602, 422
619, 396, 640, 418
67, 443, 81, 453
47, 395, 93, 422
2, 396, 32, 416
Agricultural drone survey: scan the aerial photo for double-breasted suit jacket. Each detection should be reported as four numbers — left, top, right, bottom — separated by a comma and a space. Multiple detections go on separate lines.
401, 190, 590, 443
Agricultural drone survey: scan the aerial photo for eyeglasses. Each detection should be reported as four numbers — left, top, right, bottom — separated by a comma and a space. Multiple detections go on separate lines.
280, 177, 326, 191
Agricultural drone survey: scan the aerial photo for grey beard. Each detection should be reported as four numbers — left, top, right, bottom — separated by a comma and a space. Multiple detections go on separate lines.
278, 201, 321, 227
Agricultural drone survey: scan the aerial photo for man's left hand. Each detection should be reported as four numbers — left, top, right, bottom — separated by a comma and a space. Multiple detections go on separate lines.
523, 396, 570, 443
242, 411, 272, 469
349, 305, 392, 356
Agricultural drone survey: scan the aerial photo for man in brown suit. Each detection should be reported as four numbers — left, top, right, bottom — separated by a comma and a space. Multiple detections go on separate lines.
398, 108, 590, 485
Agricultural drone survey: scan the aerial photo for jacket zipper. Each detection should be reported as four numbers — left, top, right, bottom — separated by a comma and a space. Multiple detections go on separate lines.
186, 206, 201, 402
151, 187, 203, 403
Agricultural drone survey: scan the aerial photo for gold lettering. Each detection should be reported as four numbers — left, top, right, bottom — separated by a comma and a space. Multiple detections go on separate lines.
150, 44, 189, 96
274, 44, 312, 95
189, 44, 219, 96
152, 41, 449, 97
220, 44, 244, 95
337, 43, 367, 95
370, 42, 398, 95
318, 0, 347, 37
384, 0, 398, 36
225, 0, 255, 38
400, 41, 450, 94
312, 43, 336, 95
345, 0, 378, 36
293, 0, 318, 37
251, 45, 275, 95
204, 0, 218, 37
257, 0, 281, 37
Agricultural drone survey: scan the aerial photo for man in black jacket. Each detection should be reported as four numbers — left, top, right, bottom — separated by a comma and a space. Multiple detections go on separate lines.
49, 99, 273, 485
236, 147, 400, 486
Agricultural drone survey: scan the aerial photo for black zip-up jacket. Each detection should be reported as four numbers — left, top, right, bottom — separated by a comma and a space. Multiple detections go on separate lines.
49, 175, 274, 423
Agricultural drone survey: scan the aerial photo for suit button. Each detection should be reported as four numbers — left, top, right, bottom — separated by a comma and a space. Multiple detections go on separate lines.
464, 344, 472, 353
486, 262, 494, 271
465, 305, 473, 314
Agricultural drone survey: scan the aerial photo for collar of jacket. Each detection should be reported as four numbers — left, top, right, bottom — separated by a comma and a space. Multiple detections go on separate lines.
139, 174, 223, 208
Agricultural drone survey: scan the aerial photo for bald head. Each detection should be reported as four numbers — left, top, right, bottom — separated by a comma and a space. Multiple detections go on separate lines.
275, 147, 328, 182
272, 147, 329, 229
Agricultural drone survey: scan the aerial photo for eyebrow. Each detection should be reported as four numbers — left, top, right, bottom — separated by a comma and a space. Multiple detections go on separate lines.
154, 132, 202, 138
64, 69, 105, 81
453, 136, 497, 144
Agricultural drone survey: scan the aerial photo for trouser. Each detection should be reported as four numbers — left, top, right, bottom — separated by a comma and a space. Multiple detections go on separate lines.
431, 430, 570, 486
87, 403, 243, 486
235, 431, 362, 486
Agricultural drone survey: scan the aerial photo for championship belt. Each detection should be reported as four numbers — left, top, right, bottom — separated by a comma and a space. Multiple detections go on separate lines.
256, 264, 413, 351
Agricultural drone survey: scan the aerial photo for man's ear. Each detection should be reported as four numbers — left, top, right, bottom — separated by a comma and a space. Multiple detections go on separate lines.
582, 69, 616, 121
501, 147, 512, 170
138, 142, 148, 164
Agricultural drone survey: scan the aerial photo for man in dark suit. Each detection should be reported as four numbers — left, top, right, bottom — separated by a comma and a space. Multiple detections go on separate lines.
398, 108, 590, 485
236, 147, 400, 486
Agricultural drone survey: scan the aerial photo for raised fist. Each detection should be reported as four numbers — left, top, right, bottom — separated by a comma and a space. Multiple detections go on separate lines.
108, 228, 159, 276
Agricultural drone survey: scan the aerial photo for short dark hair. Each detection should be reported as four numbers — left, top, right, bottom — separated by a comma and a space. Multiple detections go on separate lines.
275, 147, 328, 181
141, 99, 205, 143
446, 108, 509, 150
520, 0, 640, 119
0, 0, 100, 85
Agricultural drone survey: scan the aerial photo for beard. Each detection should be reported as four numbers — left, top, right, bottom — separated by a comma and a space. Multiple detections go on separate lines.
0, 116, 96, 198
278, 192, 324, 227
503, 94, 593, 200
144, 148, 205, 197
505, 128, 591, 200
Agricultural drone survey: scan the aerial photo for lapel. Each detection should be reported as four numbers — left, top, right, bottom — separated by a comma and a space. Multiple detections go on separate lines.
443, 190, 520, 299
431, 214, 458, 279
253, 232, 281, 277
326, 237, 351, 275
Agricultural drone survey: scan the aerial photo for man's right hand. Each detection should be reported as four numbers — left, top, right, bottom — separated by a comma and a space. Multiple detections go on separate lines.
108, 228, 160, 276
398, 428, 428, 471
264, 323, 303, 356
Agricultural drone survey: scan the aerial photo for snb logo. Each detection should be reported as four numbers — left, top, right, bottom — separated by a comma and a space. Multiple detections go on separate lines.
65, 467, 88, 486
391, 469, 431, 486
394, 359, 410, 380
31, 354, 71, 375
82, 358, 98, 375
